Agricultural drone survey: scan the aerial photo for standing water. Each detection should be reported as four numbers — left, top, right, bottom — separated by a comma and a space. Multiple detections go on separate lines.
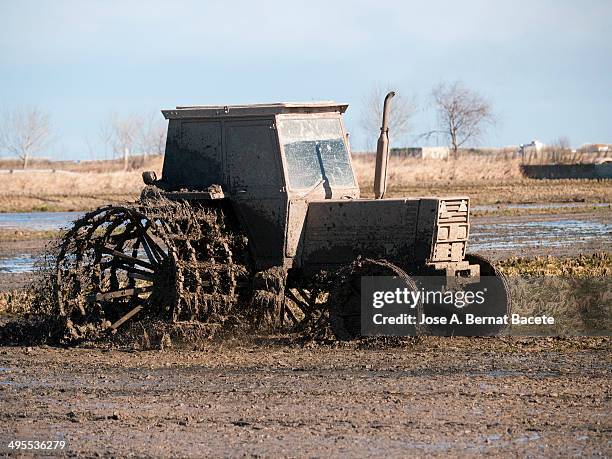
0, 211, 83, 231
0, 211, 83, 273
0, 209, 610, 273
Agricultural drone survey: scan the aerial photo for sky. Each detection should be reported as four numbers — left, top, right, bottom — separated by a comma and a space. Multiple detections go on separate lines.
1, 0, 611, 160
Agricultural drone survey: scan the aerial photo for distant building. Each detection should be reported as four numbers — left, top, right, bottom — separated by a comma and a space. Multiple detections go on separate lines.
579, 143, 610, 153
390, 147, 450, 159
519, 140, 544, 155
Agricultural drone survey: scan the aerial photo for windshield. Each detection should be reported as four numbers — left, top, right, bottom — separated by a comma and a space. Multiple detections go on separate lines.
278, 117, 355, 190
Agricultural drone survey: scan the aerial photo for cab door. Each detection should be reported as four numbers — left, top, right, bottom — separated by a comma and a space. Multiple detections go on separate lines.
224, 119, 288, 269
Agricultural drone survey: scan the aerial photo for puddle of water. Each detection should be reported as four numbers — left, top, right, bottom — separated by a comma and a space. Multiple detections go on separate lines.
472, 202, 610, 212
0, 248, 149, 274
470, 219, 611, 251
0, 211, 83, 231
0, 255, 38, 273
0, 368, 13, 386
515, 433, 541, 443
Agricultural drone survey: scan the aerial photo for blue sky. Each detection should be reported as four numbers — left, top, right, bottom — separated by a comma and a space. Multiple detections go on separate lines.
1, 0, 611, 159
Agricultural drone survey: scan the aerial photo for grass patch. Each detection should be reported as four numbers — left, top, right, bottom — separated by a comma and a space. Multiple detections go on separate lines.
0, 228, 62, 241
0, 289, 35, 315
495, 254, 611, 336
498, 253, 611, 277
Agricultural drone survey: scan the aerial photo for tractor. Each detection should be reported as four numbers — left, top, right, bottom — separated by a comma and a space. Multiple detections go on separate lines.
54, 93, 509, 340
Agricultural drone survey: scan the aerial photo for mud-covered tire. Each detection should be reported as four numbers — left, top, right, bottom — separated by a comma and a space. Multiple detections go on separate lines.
465, 252, 511, 302
329, 258, 423, 340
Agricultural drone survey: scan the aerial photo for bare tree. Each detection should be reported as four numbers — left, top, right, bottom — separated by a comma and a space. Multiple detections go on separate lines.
360, 85, 416, 150
0, 108, 53, 168
546, 136, 574, 164
98, 121, 114, 161
100, 112, 166, 168
550, 136, 571, 152
138, 112, 167, 158
431, 81, 495, 157
100, 113, 142, 170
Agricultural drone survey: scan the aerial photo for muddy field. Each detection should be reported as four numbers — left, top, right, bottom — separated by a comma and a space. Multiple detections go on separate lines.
0, 201, 610, 456
470, 211, 612, 259
0, 338, 609, 457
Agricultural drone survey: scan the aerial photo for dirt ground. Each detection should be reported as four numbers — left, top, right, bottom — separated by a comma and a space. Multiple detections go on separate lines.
0, 338, 609, 457
0, 202, 610, 457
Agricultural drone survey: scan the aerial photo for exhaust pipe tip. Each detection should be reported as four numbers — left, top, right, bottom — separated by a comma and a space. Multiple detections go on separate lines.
373, 91, 396, 199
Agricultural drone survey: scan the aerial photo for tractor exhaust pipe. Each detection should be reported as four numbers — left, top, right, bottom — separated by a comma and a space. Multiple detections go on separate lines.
373, 91, 395, 199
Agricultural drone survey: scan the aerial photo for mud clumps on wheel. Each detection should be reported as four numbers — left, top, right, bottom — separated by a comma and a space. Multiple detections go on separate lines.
248, 267, 286, 330
49, 197, 252, 344
286, 258, 425, 343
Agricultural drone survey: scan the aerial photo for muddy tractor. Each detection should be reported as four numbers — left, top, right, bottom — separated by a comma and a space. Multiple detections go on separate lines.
55, 93, 509, 340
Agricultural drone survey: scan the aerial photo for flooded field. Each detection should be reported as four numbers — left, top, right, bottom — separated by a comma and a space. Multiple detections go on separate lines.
0, 207, 610, 274
470, 215, 612, 252
0, 255, 36, 274
0, 211, 81, 231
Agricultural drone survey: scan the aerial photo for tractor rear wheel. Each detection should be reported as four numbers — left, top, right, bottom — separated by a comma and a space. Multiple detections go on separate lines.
54, 199, 250, 341
282, 271, 332, 334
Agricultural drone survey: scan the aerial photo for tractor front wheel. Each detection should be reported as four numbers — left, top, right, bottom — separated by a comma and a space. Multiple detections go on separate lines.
329, 258, 422, 340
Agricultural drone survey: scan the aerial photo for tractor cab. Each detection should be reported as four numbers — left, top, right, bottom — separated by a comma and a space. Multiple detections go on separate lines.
157, 102, 358, 200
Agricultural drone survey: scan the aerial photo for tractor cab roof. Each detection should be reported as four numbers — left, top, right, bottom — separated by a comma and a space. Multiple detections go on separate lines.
162, 101, 348, 119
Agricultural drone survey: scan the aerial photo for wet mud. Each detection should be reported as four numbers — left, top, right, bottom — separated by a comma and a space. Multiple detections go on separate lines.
470, 211, 611, 257
0, 206, 610, 456
0, 338, 609, 457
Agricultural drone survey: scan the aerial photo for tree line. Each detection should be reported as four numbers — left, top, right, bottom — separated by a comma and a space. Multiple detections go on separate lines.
2, 80, 497, 168
0, 110, 167, 169
360, 80, 496, 157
